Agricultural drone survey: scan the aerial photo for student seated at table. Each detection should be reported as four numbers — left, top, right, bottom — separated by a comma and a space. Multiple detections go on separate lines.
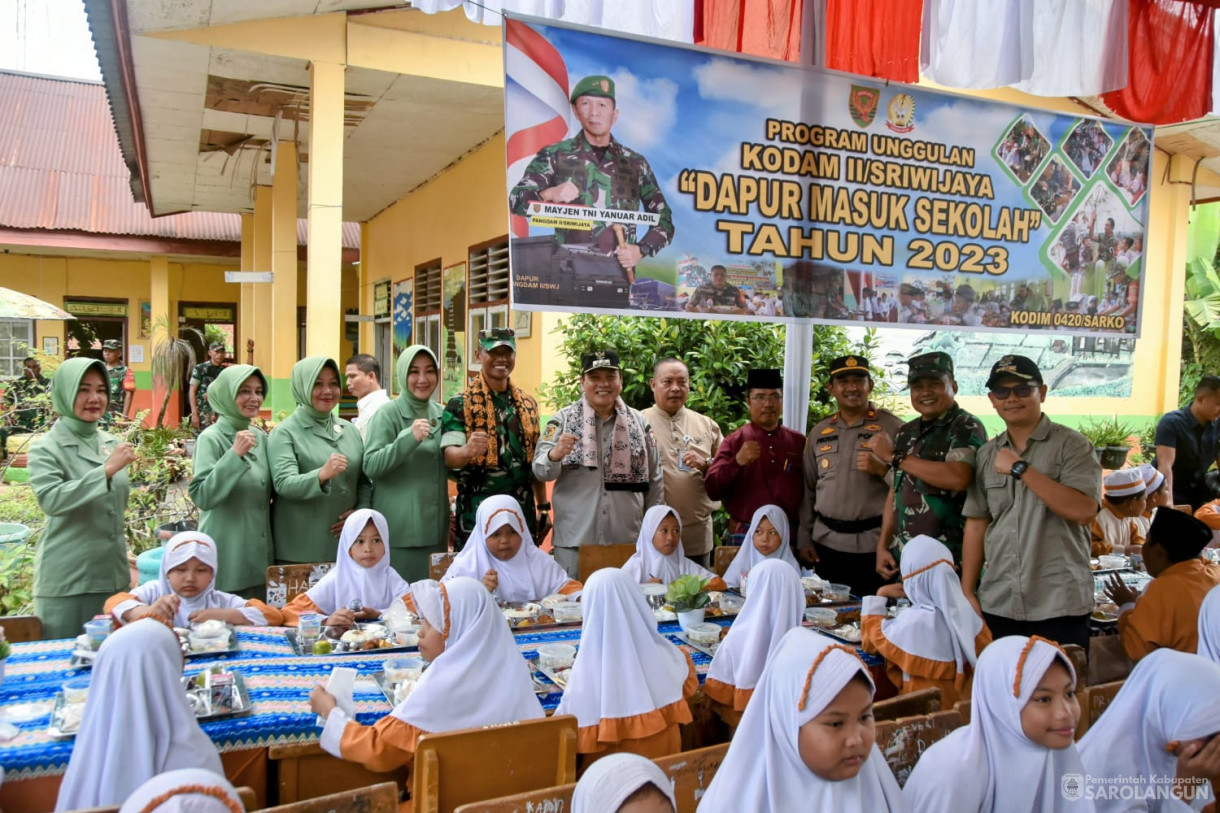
621, 505, 726, 591
903, 636, 1083, 812
55, 619, 224, 811
1138, 462, 1171, 519
442, 494, 581, 603
309, 577, 544, 774
1104, 507, 1220, 662
860, 534, 991, 708
1090, 468, 1148, 556
703, 558, 804, 725
282, 509, 412, 627
1078, 649, 1220, 813
104, 531, 282, 628
555, 568, 697, 771
1195, 471, 1220, 531
722, 504, 801, 592
696, 628, 903, 812
571, 752, 677, 813
119, 768, 246, 813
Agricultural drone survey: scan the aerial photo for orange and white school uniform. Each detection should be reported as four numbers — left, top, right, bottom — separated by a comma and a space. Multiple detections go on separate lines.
281, 509, 412, 625
721, 504, 801, 592
319, 577, 544, 772
1199, 585, 1220, 665
1196, 499, 1220, 531
703, 558, 804, 716
1116, 557, 1220, 662
105, 531, 281, 627
861, 534, 991, 708
442, 494, 581, 602
620, 505, 726, 591
1089, 469, 1148, 556
554, 568, 697, 768
697, 628, 904, 812
903, 637, 1087, 813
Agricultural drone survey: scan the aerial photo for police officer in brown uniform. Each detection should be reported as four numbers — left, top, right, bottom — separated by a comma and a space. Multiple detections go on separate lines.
797, 355, 903, 597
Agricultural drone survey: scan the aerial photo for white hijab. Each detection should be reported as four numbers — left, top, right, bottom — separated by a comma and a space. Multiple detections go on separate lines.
621, 505, 718, 585
443, 494, 572, 602
305, 509, 412, 614
722, 505, 800, 591
698, 628, 903, 812
397, 577, 544, 732
706, 558, 805, 702
572, 752, 677, 813
1198, 584, 1220, 665
119, 532, 253, 627
555, 568, 690, 730
119, 769, 245, 813
882, 534, 984, 672
903, 636, 1091, 813
1079, 649, 1220, 813
56, 619, 223, 811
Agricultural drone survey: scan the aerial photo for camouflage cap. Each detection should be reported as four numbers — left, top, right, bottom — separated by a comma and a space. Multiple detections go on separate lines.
907, 351, 953, 380
208, 341, 226, 352
570, 75, 615, 104
478, 327, 516, 351
101, 339, 121, 350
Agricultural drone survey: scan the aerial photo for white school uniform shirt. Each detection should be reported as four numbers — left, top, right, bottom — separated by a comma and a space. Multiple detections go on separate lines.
442, 494, 573, 602
903, 636, 1091, 813
697, 627, 904, 812
722, 504, 800, 591
118, 768, 245, 813
1197, 584, 1220, 665
620, 505, 718, 585
353, 388, 391, 439
304, 509, 412, 615
1079, 649, 1220, 813
55, 620, 224, 811
111, 531, 264, 627
571, 752, 677, 813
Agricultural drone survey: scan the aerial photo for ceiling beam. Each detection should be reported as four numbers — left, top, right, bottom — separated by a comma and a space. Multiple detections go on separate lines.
145, 12, 347, 64
347, 19, 503, 88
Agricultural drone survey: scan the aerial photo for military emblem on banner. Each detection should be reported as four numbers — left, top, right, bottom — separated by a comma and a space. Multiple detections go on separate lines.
886, 93, 916, 134
849, 85, 881, 128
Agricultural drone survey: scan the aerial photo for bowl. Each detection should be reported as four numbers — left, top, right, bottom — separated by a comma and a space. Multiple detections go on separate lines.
383, 655, 427, 684
551, 602, 583, 623
718, 594, 745, 614
685, 622, 722, 645
188, 631, 230, 653
502, 602, 542, 621
1098, 555, 1127, 570
805, 607, 838, 628
395, 625, 421, 647
191, 619, 228, 638
62, 676, 91, 704
825, 583, 851, 602
537, 643, 577, 670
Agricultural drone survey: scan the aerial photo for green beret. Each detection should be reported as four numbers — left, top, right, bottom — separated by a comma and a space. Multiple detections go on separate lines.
570, 75, 615, 104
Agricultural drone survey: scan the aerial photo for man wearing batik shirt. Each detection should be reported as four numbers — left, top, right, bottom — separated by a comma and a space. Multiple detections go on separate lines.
868, 352, 987, 572
442, 328, 547, 550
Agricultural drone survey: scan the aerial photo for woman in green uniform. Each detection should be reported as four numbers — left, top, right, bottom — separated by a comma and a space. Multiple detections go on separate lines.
29, 358, 136, 639
364, 345, 449, 580
268, 357, 370, 564
188, 365, 273, 598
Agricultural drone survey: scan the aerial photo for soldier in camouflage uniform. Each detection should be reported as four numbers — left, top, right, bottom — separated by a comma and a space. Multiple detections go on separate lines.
508, 74, 674, 278
101, 339, 134, 421
686, 264, 748, 313
867, 352, 988, 570
189, 342, 228, 430
440, 328, 547, 550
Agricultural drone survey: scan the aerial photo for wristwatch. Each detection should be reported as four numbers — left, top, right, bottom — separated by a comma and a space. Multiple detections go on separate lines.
537, 502, 551, 511
890, 450, 906, 471
1010, 460, 1030, 480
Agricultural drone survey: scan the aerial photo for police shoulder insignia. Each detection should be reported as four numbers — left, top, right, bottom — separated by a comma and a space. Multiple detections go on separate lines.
820, 458, 830, 469
866, 424, 883, 431
819, 444, 832, 452
820, 426, 836, 435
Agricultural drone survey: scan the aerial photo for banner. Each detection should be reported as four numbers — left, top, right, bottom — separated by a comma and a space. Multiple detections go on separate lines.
504, 17, 1152, 338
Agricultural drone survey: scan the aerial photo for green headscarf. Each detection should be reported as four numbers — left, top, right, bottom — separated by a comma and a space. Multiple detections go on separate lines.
51, 357, 108, 442
395, 345, 440, 420
290, 356, 341, 429
208, 364, 268, 431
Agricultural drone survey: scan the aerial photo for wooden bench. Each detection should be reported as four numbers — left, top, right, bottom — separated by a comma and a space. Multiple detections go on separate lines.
1074, 679, 1125, 739
266, 563, 333, 608
712, 546, 739, 578
954, 699, 971, 725
260, 781, 398, 813
577, 543, 636, 582
875, 709, 963, 787
654, 742, 730, 813
1062, 643, 1088, 687
453, 783, 575, 813
269, 741, 410, 805
429, 552, 456, 580
873, 688, 941, 722
0, 614, 42, 643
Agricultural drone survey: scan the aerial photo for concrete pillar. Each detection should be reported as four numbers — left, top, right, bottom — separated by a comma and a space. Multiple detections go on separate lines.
359, 222, 374, 353
239, 213, 255, 364
305, 60, 346, 361
270, 141, 299, 417
1146, 152, 1192, 413
253, 186, 274, 373
149, 255, 173, 426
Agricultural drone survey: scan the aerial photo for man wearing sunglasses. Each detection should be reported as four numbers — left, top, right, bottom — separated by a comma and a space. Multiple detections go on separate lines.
960, 355, 1101, 649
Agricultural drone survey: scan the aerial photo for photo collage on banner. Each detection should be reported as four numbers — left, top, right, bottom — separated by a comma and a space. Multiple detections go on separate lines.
503, 17, 1153, 339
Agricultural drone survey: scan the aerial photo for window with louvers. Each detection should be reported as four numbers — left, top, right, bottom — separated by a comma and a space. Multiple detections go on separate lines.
415, 263, 443, 314
468, 239, 509, 305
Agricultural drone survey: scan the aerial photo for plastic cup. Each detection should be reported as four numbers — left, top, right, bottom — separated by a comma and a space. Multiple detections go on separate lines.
826, 583, 851, 602
383, 655, 426, 684
62, 676, 91, 704
537, 643, 576, 670
804, 607, 837, 628
298, 613, 322, 647
83, 619, 111, 650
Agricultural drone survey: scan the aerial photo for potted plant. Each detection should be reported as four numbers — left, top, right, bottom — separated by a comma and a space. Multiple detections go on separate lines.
1079, 416, 1137, 469
666, 574, 711, 631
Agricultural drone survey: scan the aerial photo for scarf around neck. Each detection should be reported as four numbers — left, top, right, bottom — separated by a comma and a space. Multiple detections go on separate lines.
206, 364, 267, 431
555, 396, 648, 491
461, 372, 539, 467
51, 357, 108, 443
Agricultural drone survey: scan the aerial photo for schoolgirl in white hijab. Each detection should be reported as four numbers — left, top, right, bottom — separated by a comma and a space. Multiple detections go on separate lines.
860, 534, 990, 707
442, 494, 580, 602
55, 619, 224, 811
555, 568, 696, 765
697, 627, 904, 812
283, 509, 412, 626
620, 505, 724, 589
704, 558, 805, 714
314, 577, 543, 769
1197, 584, 1220, 665
1078, 649, 1220, 813
107, 531, 280, 627
722, 504, 800, 591
571, 752, 677, 813
119, 769, 245, 813
903, 636, 1091, 812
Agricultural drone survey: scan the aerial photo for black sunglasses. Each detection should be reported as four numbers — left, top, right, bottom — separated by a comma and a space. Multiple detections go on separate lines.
990, 384, 1037, 399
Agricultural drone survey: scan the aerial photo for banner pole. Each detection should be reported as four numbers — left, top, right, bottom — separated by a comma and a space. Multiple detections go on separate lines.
783, 322, 813, 434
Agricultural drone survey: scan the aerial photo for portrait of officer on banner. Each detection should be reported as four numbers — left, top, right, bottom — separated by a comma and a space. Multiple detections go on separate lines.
508, 74, 675, 310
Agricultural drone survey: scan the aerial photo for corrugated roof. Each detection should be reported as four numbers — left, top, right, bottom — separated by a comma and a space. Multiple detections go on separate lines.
0, 70, 359, 249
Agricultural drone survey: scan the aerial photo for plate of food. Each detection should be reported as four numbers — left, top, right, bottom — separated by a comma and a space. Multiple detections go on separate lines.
500, 602, 560, 629
284, 622, 416, 656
